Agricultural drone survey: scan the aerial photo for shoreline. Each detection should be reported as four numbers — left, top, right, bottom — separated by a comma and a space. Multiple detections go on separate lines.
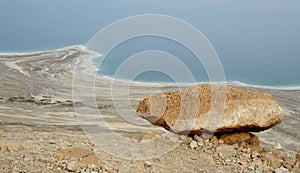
1, 45, 300, 90
0, 45, 300, 172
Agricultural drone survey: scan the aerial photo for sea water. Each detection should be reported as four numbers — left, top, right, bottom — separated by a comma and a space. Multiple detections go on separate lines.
93, 36, 300, 87
1, 1, 299, 87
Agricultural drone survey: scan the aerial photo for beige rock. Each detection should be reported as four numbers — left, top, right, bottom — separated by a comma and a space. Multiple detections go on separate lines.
216, 144, 236, 159
283, 158, 295, 169
282, 162, 293, 171
137, 84, 284, 134
67, 161, 78, 172
59, 147, 93, 160
0, 128, 7, 133
210, 136, 219, 145
0, 145, 8, 152
7, 143, 24, 153
270, 158, 282, 169
292, 162, 300, 173
79, 154, 105, 168
275, 166, 290, 173
296, 153, 300, 162
247, 133, 260, 145
220, 132, 252, 145
200, 132, 213, 140
193, 135, 202, 142
189, 140, 198, 149
254, 159, 263, 168
144, 161, 151, 167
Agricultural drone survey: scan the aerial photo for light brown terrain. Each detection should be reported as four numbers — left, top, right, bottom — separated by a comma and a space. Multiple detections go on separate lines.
0, 46, 300, 172
137, 84, 284, 134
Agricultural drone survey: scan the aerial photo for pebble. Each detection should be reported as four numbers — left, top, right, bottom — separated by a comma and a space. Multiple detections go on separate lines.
275, 166, 290, 173
218, 139, 224, 144
197, 142, 204, 147
144, 161, 151, 167
0, 145, 8, 152
179, 135, 186, 141
200, 132, 213, 140
216, 144, 236, 159
270, 158, 282, 170
193, 135, 203, 142
205, 142, 213, 149
67, 161, 78, 171
184, 136, 193, 144
7, 143, 24, 153
210, 136, 218, 145
251, 151, 261, 159
189, 140, 198, 149
296, 153, 300, 161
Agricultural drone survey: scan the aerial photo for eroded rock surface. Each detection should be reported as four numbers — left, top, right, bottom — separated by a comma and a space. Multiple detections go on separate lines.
137, 84, 285, 134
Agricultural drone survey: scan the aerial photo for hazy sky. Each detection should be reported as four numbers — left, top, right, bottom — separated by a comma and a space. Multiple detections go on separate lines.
0, 0, 299, 85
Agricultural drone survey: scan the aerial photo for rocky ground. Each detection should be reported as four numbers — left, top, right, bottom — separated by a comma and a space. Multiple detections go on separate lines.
0, 46, 300, 172
1, 127, 300, 173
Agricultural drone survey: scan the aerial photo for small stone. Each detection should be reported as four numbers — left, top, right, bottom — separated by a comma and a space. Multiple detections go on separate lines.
270, 158, 282, 170
205, 142, 213, 149
220, 132, 251, 145
0, 145, 8, 152
216, 144, 236, 159
184, 136, 193, 144
238, 160, 247, 165
201, 132, 213, 141
254, 159, 263, 168
144, 161, 151, 167
7, 143, 24, 153
189, 140, 198, 149
59, 147, 93, 160
238, 141, 247, 148
225, 158, 231, 162
251, 151, 261, 159
49, 140, 56, 144
197, 142, 204, 147
275, 166, 290, 173
0, 128, 7, 133
296, 153, 300, 161
292, 162, 300, 173
193, 135, 203, 142
242, 153, 251, 159
283, 158, 295, 167
275, 142, 283, 150
179, 135, 186, 141
247, 133, 260, 145
79, 154, 105, 168
232, 143, 239, 149
282, 162, 293, 171
247, 166, 255, 172
218, 139, 224, 144
67, 161, 78, 171
210, 136, 218, 145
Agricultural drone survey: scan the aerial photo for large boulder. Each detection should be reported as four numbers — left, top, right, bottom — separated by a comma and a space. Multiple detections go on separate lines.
136, 84, 285, 134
